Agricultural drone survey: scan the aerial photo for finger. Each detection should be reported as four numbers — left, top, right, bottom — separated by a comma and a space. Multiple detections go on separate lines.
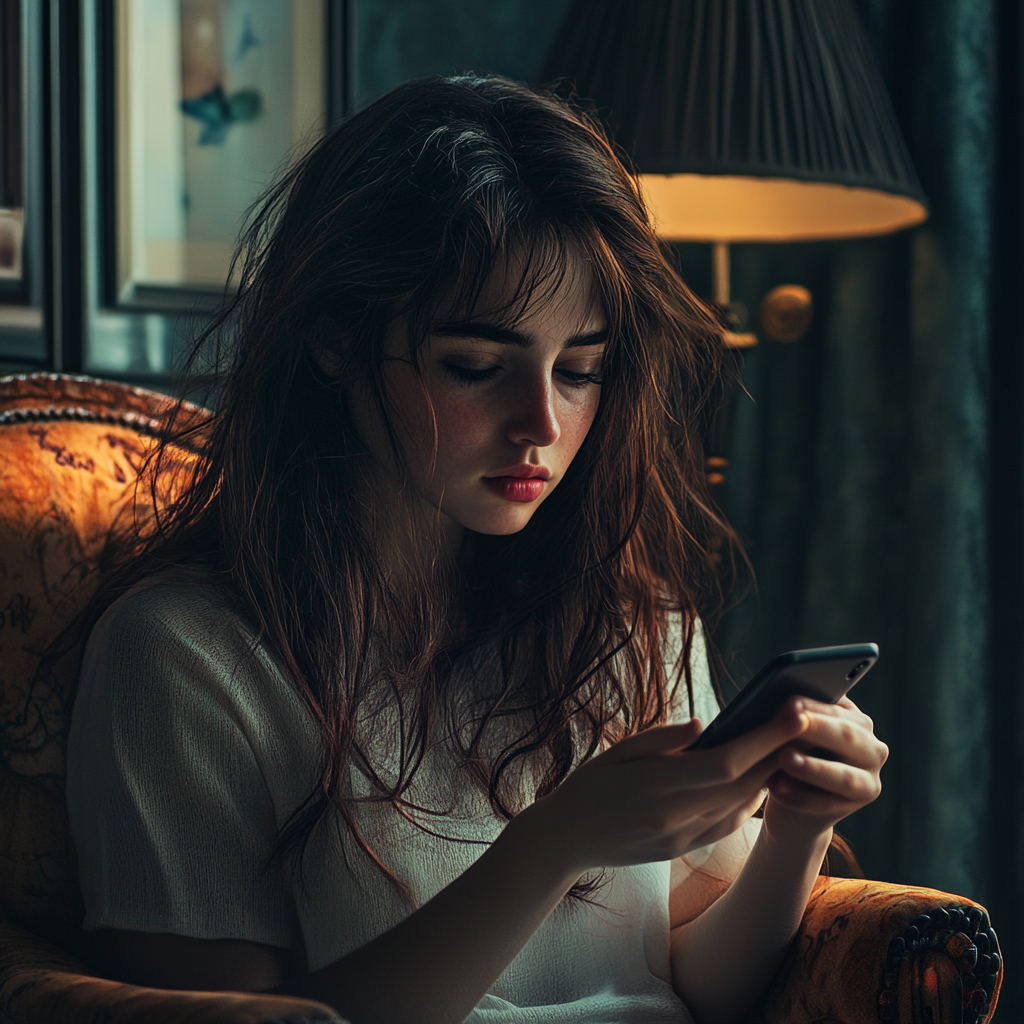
789, 713, 885, 770
797, 696, 873, 730
687, 789, 766, 848
692, 761, 773, 816
682, 700, 810, 787
768, 774, 861, 817
609, 719, 704, 762
717, 749, 784, 793
737, 784, 770, 819
670, 751, 781, 822
799, 694, 860, 711
777, 748, 882, 804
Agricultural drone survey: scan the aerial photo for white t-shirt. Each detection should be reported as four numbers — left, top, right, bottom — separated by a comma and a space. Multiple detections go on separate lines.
67, 565, 759, 1023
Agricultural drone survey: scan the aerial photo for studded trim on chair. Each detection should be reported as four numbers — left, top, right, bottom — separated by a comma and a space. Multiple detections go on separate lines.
0, 373, 210, 452
0, 403, 172, 438
748, 876, 1002, 1024
878, 904, 1000, 1024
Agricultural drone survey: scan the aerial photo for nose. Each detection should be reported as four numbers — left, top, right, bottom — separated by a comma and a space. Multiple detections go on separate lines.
505, 373, 561, 449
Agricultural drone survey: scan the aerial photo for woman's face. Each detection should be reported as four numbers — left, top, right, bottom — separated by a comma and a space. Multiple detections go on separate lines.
347, 252, 607, 553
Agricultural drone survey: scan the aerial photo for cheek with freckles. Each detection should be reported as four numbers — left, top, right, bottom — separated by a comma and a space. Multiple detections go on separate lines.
434, 395, 497, 462
435, 387, 599, 480
392, 387, 490, 477
556, 401, 599, 466
386, 362, 601, 497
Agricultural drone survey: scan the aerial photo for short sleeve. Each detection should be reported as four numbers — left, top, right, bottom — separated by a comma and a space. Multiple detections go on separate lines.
66, 575, 300, 948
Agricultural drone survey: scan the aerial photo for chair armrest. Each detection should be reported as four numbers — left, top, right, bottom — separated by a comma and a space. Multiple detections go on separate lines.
744, 876, 1002, 1024
0, 918, 349, 1024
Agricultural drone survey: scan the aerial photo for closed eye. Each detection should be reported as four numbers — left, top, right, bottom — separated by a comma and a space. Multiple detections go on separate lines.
559, 369, 604, 387
442, 364, 603, 388
442, 364, 498, 385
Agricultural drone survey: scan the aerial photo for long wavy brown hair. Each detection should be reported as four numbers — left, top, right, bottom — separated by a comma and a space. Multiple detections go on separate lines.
66, 74, 799, 906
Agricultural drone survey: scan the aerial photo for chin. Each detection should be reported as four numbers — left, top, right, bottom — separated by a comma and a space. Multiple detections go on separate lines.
473, 520, 532, 536
461, 510, 536, 536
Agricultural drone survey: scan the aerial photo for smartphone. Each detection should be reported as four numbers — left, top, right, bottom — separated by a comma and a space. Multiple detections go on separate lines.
688, 643, 879, 750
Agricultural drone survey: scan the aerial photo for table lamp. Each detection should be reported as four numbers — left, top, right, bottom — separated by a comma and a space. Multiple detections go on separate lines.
538, 0, 929, 348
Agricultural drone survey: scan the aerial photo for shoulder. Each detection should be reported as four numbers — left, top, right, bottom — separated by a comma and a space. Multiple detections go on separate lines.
79, 564, 301, 725
97, 563, 248, 644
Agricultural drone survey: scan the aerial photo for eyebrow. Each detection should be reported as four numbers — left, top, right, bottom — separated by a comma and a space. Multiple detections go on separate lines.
432, 321, 608, 349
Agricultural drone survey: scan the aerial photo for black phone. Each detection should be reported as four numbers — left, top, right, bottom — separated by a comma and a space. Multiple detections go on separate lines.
688, 643, 879, 750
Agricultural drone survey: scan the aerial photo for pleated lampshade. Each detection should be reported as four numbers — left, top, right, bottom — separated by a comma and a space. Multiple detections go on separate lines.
538, 0, 929, 242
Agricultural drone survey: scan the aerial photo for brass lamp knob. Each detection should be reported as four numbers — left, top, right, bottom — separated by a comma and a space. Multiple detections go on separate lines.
759, 284, 813, 343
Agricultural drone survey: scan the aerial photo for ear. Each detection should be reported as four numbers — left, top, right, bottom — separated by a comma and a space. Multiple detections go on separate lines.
310, 341, 344, 378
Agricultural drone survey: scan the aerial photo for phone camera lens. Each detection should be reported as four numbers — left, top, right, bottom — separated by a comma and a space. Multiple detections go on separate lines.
847, 660, 870, 680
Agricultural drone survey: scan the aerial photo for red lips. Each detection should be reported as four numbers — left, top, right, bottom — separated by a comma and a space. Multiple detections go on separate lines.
483, 477, 546, 502
484, 463, 552, 480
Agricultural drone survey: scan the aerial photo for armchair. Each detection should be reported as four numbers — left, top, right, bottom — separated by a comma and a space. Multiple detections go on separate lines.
0, 373, 1003, 1024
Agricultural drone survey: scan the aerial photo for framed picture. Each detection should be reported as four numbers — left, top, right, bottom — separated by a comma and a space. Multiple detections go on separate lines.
112, 0, 327, 310
1, 0, 23, 291
0, 207, 22, 281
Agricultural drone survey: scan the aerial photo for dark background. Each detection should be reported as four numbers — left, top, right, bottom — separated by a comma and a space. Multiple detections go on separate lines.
1, 0, 1020, 1017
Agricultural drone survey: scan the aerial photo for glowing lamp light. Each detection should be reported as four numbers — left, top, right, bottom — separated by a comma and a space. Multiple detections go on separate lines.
539, 0, 929, 347
640, 174, 927, 245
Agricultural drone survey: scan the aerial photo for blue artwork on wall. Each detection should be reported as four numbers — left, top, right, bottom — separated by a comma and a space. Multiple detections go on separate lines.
180, 85, 262, 146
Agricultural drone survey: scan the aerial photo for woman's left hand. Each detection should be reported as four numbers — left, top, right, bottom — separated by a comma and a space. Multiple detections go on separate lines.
763, 694, 888, 844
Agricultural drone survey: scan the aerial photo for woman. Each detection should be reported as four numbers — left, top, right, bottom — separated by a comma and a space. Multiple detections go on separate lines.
66, 75, 887, 1024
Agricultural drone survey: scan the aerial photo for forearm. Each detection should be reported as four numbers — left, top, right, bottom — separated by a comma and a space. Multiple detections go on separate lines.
294, 807, 580, 1024
669, 824, 831, 1024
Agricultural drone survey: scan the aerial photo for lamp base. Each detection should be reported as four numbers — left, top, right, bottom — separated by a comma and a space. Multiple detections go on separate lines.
723, 330, 758, 349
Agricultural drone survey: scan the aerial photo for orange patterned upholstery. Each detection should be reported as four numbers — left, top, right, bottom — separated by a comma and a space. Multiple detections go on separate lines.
0, 373, 209, 952
0, 373, 1003, 1024
746, 877, 1002, 1024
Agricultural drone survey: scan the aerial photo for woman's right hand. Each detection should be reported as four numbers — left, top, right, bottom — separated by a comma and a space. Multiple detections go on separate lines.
523, 700, 811, 875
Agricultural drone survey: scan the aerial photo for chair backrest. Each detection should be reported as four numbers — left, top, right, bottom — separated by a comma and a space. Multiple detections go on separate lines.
0, 373, 211, 951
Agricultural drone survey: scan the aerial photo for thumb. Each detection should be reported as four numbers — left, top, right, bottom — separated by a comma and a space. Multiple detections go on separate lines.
609, 719, 703, 762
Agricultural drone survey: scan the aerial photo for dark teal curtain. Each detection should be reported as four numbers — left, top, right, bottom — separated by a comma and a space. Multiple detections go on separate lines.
714, 0, 1021, 1015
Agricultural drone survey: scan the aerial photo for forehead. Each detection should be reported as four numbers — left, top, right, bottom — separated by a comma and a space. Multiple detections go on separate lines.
437, 244, 605, 330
